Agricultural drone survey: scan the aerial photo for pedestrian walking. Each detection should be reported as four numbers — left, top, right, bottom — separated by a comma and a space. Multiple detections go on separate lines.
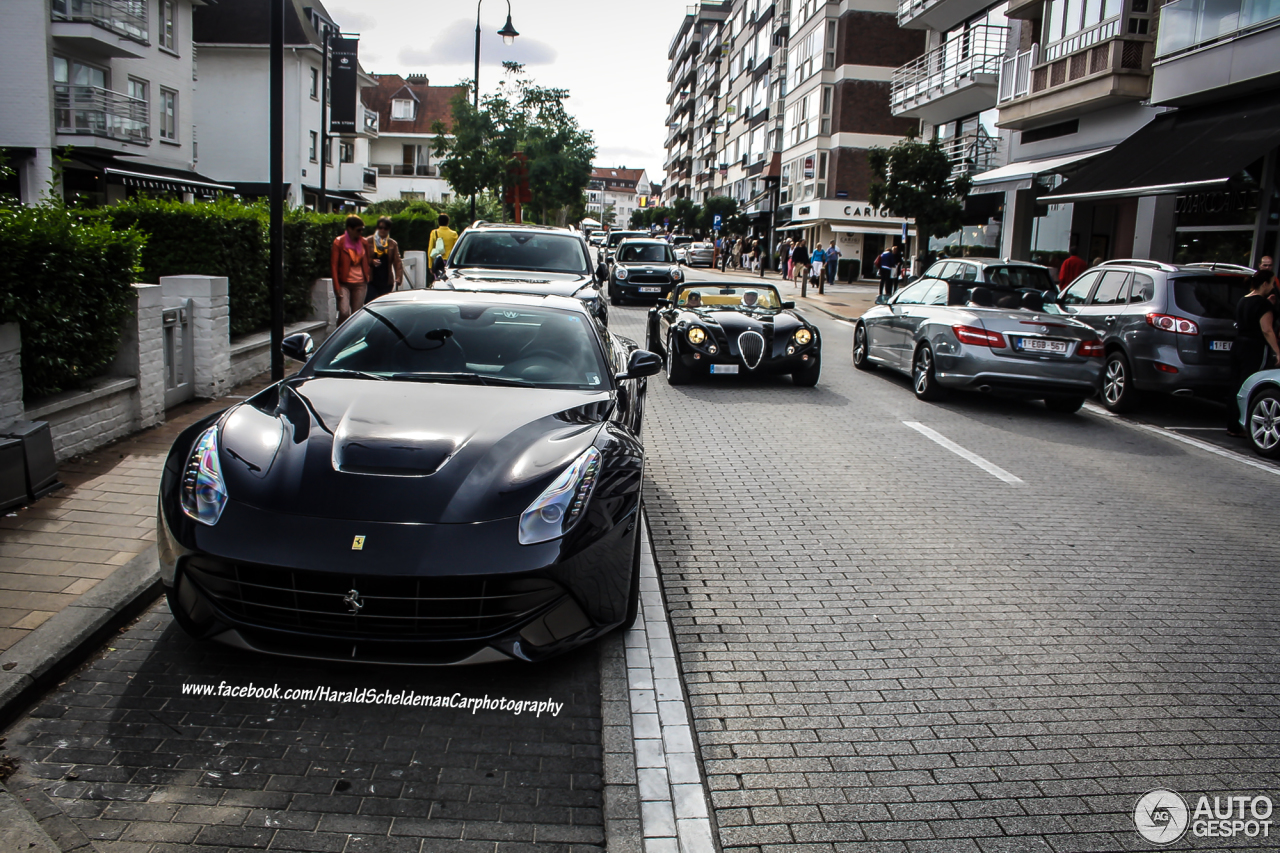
428, 214, 459, 283
366, 216, 405, 302
750, 239, 760, 274
331, 215, 371, 322
893, 244, 906, 292
1058, 245, 1086, 289
791, 239, 809, 288
875, 244, 897, 298
1228, 270, 1280, 436
810, 244, 827, 294
824, 240, 841, 287
784, 238, 793, 279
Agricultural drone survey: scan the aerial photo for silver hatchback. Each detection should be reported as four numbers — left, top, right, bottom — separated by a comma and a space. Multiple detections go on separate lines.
853, 276, 1106, 412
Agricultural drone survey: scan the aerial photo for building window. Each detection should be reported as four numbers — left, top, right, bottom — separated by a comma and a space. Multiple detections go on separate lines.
159, 88, 177, 140
309, 132, 318, 161
821, 85, 833, 136
310, 67, 319, 99
127, 77, 147, 103
340, 141, 354, 162
825, 20, 838, 69
323, 137, 332, 164
400, 191, 426, 201
160, 0, 176, 51
391, 99, 415, 120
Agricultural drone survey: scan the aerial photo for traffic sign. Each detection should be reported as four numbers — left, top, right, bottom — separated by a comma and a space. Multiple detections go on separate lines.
713, 214, 722, 228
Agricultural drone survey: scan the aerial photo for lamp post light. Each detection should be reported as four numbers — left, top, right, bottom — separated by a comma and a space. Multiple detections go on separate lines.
473, 0, 518, 223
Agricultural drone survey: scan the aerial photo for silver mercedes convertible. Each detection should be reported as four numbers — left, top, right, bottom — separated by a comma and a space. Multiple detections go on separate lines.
852, 273, 1106, 412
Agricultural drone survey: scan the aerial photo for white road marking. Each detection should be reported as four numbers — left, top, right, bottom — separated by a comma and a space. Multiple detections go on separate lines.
903, 421, 1024, 484
1083, 402, 1280, 478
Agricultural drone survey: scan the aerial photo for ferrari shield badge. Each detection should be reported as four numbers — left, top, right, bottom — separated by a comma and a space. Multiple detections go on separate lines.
351, 535, 365, 551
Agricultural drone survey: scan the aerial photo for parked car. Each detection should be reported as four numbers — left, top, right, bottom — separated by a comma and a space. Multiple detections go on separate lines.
435, 222, 611, 325
1237, 368, 1280, 458
677, 241, 714, 267
921, 257, 1057, 293
609, 239, 685, 305
158, 290, 662, 664
1056, 259, 1253, 412
852, 276, 1105, 411
646, 282, 821, 386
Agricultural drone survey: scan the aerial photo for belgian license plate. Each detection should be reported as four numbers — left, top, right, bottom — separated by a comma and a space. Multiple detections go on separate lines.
1018, 337, 1068, 354
711, 364, 739, 374
1209, 339, 1232, 351
639, 286, 662, 293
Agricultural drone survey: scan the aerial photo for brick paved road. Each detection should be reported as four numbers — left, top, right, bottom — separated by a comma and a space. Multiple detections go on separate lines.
4, 603, 604, 852
609, 277, 1280, 852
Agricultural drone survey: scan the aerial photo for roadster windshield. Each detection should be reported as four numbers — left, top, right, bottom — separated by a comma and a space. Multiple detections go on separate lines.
450, 232, 590, 275
677, 285, 782, 309
307, 302, 610, 390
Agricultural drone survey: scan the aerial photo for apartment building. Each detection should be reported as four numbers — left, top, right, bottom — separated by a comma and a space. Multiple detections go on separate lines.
0, 0, 220, 205
1034, 0, 1280, 267
362, 74, 464, 205
891, 0, 1013, 257
586, 167, 652, 228
664, 3, 729, 204
773, 0, 923, 276
193, 0, 378, 211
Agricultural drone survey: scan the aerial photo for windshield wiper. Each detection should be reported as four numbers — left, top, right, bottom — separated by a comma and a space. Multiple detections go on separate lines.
391, 372, 534, 387
311, 368, 387, 381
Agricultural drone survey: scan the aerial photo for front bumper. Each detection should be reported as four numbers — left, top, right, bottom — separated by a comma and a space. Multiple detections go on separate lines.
615, 280, 676, 299
674, 349, 818, 376
158, 498, 638, 665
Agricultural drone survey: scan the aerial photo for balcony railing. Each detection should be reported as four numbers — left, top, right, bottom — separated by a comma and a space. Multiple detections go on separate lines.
939, 131, 1002, 179
1156, 0, 1280, 57
891, 25, 1008, 114
998, 44, 1038, 101
52, 0, 147, 43
999, 35, 1152, 105
53, 84, 149, 144
373, 164, 438, 177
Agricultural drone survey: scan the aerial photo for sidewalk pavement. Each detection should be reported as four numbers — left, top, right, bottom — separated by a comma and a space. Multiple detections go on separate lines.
0, 374, 271, 715
692, 264, 879, 321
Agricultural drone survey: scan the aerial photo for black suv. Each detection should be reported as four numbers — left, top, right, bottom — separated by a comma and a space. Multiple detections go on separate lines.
438, 222, 610, 325
608, 239, 686, 305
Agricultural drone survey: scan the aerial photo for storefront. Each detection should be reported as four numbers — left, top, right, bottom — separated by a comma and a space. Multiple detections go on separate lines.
776, 200, 914, 280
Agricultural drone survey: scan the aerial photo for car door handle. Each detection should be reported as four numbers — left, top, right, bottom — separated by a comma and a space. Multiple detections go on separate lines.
1105, 315, 1117, 324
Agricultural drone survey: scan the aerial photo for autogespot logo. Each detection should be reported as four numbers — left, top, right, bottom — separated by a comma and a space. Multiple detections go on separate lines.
1135, 789, 1190, 845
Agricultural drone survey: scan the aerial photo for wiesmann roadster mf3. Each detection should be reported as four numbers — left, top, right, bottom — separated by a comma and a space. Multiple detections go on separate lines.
158, 290, 661, 665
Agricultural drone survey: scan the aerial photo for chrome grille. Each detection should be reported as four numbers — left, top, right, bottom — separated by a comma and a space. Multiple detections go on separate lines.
738, 331, 765, 369
184, 557, 563, 641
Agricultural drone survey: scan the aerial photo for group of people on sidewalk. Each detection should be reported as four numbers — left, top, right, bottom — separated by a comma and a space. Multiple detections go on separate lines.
329, 213, 459, 321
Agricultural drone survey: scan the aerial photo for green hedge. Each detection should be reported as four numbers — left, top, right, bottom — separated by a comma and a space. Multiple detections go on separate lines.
0, 205, 144, 398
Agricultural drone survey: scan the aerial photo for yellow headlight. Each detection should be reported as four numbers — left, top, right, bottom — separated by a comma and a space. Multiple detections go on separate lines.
794, 328, 813, 345
687, 326, 707, 345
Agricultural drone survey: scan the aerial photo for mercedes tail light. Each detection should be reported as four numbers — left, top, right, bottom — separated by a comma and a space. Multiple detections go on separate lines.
1146, 313, 1199, 335
952, 325, 1006, 348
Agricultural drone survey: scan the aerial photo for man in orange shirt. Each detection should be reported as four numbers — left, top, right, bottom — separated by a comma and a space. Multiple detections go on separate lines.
331, 215, 371, 322
1058, 245, 1086, 290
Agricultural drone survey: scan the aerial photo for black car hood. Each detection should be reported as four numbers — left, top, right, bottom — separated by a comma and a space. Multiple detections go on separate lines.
445, 268, 593, 297
692, 308, 805, 336
217, 378, 609, 524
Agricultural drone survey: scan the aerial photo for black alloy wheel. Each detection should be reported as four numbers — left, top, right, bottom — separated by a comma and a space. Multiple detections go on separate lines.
1101, 350, 1138, 412
913, 344, 947, 401
1044, 395, 1086, 413
665, 333, 691, 385
852, 324, 875, 371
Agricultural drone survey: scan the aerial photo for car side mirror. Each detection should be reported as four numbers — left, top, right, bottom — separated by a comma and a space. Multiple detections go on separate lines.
618, 349, 662, 380
281, 332, 315, 362
782, 301, 796, 309
656, 298, 671, 308
874, 295, 888, 305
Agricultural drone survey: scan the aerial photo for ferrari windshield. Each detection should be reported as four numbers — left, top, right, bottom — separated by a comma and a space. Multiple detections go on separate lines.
307, 302, 610, 390
618, 243, 675, 263
450, 232, 590, 275
677, 285, 783, 309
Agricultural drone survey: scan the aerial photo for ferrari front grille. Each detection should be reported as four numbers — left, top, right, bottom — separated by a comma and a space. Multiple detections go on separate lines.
738, 331, 765, 370
184, 557, 564, 642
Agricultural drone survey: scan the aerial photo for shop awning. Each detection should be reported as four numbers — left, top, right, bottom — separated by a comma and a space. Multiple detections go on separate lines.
968, 147, 1114, 194
831, 224, 914, 236
1045, 93, 1280, 203
303, 186, 369, 204
70, 154, 233, 195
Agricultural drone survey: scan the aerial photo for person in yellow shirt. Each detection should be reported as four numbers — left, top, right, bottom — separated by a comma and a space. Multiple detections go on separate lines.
428, 214, 459, 283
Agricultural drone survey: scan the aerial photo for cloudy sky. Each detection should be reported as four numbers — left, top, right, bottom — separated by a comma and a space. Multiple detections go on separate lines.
321, 0, 692, 183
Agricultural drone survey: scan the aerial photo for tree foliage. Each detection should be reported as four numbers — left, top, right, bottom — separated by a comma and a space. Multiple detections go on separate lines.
433, 65, 595, 226
868, 136, 971, 255
697, 196, 738, 234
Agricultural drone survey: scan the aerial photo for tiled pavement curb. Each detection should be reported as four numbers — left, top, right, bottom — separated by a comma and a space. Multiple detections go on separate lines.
0, 545, 160, 728
624, 513, 719, 853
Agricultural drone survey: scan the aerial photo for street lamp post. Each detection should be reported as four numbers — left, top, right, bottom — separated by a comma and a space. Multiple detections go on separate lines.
472, 0, 519, 223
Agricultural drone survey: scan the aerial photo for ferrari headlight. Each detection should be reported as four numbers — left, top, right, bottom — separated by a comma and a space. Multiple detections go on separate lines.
180, 426, 228, 526
687, 326, 708, 345
794, 328, 813, 346
615, 267, 629, 280
519, 447, 601, 545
